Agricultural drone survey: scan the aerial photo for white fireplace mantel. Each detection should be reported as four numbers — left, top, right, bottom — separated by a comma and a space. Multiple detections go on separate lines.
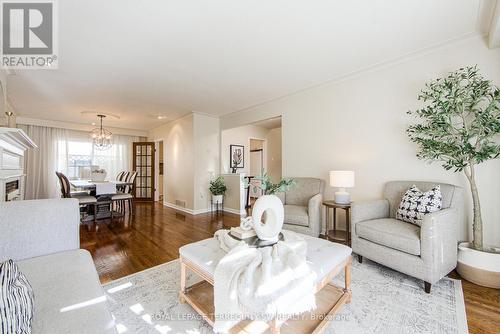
0, 127, 37, 201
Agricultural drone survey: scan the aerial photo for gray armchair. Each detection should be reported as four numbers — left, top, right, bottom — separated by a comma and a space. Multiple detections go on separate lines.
277, 177, 325, 237
351, 181, 463, 293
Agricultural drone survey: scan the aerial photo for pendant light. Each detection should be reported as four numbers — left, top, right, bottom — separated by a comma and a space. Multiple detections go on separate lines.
91, 114, 113, 150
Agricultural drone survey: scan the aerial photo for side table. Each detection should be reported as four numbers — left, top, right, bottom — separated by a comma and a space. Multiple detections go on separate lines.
323, 200, 352, 246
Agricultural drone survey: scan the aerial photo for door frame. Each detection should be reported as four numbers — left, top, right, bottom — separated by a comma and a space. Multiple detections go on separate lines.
132, 142, 156, 202
153, 139, 164, 202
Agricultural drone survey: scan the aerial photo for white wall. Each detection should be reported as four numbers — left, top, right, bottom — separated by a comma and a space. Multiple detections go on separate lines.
149, 114, 195, 211
193, 113, 220, 212
220, 35, 500, 245
266, 127, 282, 182
148, 113, 220, 214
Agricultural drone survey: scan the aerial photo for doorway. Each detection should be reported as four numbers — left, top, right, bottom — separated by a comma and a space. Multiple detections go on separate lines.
132, 142, 155, 201
154, 140, 164, 202
249, 138, 266, 198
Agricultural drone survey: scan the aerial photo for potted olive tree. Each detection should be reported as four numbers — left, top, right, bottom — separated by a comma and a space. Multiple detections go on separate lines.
407, 66, 499, 288
209, 176, 227, 204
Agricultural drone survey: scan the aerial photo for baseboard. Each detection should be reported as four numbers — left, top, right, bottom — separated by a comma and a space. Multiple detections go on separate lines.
163, 202, 216, 216
163, 202, 195, 215
223, 207, 246, 216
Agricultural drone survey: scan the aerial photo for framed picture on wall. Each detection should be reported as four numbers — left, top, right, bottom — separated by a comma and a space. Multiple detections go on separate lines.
230, 145, 245, 172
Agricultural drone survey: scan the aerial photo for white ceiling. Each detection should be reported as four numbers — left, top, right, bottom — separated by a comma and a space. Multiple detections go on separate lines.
6, 0, 497, 131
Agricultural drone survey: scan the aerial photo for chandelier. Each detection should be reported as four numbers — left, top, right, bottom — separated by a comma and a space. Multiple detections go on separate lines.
91, 115, 113, 150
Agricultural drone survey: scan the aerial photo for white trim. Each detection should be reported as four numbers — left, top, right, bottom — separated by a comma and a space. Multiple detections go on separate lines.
163, 201, 195, 214
163, 200, 245, 216
16, 117, 148, 137
163, 201, 216, 216
223, 207, 246, 216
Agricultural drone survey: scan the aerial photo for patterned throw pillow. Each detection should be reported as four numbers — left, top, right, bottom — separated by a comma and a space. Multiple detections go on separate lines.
396, 185, 442, 226
0, 260, 34, 334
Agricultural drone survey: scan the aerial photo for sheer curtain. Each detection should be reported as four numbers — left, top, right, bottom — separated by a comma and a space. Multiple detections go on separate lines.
20, 124, 138, 200
20, 124, 69, 199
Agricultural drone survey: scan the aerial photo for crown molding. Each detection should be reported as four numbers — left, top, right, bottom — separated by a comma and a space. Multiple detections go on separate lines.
221, 32, 487, 119
15, 117, 148, 137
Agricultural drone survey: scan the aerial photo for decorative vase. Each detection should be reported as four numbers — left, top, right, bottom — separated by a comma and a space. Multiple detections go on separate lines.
91, 170, 106, 182
212, 194, 223, 204
457, 242, 500, 289
252, 195, 284, 242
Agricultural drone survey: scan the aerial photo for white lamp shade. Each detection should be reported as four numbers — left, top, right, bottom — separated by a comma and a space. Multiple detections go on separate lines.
330, 171, 355, 188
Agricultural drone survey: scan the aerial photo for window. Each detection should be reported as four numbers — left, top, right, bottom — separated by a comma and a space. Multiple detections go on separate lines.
57, 132, 137, 180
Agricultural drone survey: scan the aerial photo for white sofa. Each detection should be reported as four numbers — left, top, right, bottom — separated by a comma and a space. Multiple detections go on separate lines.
0, 199, 116, 334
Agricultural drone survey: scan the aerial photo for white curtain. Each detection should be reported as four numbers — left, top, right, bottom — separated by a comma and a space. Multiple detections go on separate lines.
20, 124, 138, 200
20, 124, 69, 199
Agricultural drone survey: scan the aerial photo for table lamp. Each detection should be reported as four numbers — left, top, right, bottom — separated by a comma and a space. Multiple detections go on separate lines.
330, 171, 355, 204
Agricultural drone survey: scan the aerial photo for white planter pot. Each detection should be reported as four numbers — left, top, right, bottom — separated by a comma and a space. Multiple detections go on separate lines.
212, 194, 224, 204
457, 242, 500, 289
252, 195, 284, 242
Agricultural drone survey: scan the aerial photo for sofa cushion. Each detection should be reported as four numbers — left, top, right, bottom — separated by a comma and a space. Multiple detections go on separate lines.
285, 178, 324, 206
284, 205, 309, 227
16, 250, 116, 334
356, 218, 421, 256
0, 260, 34, 334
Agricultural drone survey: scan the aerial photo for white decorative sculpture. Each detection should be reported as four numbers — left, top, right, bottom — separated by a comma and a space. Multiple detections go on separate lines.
252, 195, 284, 242
240, 216, 254, 231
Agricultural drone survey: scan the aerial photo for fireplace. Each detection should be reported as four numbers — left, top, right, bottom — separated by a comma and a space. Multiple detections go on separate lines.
0, 127, 37, 202
5, 179, 21, 201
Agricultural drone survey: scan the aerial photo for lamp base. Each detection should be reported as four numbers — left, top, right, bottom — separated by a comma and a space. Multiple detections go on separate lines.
334, 190, 351, 204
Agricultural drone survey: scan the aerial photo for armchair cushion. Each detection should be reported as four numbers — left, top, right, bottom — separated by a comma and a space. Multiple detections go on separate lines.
285, 178, 324, 206
283, 205, 309, 227
355, 218, 421, 256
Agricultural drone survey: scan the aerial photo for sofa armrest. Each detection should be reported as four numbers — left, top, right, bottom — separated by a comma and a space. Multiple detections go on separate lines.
0, 199, 81, 262
351, 199, 390, 225
308, 193, 323, 236
420, 208, 458, 278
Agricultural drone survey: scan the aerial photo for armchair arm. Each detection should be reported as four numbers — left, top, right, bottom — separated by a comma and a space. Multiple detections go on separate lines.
308, 193, 323, 236
420, 208, 458, 278
0, 199, 80, 262
351, 199, 390, 225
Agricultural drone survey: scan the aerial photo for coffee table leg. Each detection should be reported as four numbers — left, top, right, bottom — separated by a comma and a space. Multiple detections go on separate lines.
270, 319, 281, 334
180, 261, 187, 304
344, 257, 352, 303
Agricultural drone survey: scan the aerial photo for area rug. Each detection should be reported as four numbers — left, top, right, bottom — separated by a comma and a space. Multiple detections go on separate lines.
104, 258, 468, 334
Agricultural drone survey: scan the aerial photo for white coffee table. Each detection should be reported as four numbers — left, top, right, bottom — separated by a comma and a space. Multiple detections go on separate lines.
179, 233, 352, 334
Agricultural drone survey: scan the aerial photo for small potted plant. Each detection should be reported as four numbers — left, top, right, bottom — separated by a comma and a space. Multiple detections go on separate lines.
252, 171, 296, 195
209, 176, 227, 204
407, 66, 499, 288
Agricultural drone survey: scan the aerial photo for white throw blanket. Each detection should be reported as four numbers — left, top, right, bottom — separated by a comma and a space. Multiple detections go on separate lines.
213, 230, 317, 333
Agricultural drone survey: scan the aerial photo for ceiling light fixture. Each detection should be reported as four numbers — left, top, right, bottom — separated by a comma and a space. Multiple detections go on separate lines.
91, 115, 113, 150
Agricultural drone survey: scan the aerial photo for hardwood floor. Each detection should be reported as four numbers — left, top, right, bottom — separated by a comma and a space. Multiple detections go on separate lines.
81, 202, 499, 334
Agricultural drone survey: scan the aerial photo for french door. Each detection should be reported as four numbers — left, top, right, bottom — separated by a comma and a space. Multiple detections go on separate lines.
133, 142, 155, 201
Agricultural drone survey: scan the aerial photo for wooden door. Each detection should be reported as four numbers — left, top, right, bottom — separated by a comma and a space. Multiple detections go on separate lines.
133, 142, 155, 201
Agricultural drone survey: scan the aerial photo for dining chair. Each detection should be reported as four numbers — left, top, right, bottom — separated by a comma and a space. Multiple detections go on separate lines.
111, 171, 137, 216
56, 172, 98, 222
116, 171, 126, 181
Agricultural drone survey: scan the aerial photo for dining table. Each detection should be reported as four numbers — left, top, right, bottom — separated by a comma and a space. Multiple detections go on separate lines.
70, 179, 134, 223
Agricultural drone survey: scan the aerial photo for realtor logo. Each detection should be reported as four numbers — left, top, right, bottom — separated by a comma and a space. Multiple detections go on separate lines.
1, 0, 58, 69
